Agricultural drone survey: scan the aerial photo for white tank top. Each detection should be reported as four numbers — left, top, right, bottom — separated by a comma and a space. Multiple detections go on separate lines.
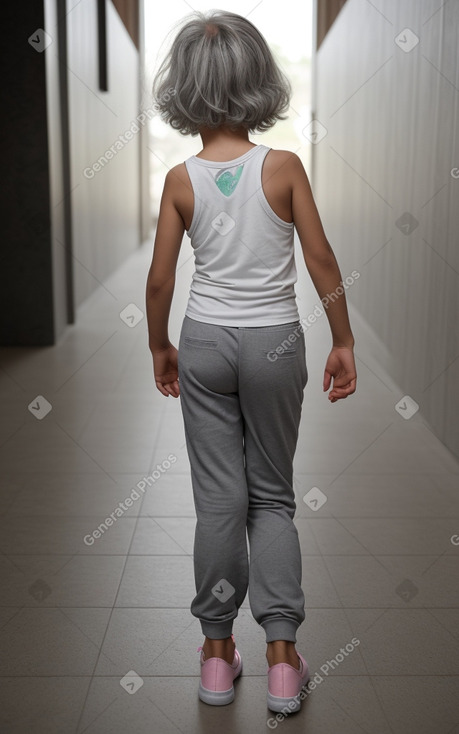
183, 144, 300, 326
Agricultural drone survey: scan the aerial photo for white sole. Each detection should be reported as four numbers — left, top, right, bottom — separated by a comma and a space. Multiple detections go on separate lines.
267, 690, 304, 713
199, 683, 235, 706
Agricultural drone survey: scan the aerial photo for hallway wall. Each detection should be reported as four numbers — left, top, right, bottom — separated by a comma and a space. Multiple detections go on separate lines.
0, 0, 143, 345
67, 0, 141, 308
312, 0, 459, 459
1, 1, 57, 345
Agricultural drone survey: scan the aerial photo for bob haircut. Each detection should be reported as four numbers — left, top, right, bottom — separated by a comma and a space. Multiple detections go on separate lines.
152, 10, 291, 136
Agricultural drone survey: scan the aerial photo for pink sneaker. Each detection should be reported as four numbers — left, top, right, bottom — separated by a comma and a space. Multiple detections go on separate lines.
197, 634, 242, 705
267, 651, 310, 713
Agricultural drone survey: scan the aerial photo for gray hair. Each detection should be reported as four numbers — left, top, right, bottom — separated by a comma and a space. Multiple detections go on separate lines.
152, 10, 291, 136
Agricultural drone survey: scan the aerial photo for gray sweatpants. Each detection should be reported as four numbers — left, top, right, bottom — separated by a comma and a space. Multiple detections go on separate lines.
177, 315, 308, 643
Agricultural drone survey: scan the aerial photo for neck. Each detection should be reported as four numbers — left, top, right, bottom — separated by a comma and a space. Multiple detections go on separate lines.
197, 125, 254, 158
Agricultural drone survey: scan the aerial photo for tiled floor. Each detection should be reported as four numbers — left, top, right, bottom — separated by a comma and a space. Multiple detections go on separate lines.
1, 238, 459, 734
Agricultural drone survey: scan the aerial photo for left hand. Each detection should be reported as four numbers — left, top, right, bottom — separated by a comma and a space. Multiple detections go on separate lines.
151, 344, 180, 397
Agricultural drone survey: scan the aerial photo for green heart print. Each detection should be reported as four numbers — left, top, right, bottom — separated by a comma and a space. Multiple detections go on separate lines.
215, 164, 244, 196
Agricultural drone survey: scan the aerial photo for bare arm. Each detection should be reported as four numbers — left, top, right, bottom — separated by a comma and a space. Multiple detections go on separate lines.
289, 153, 356, 400
290, 154, 354, 348
145, 167, 185, 396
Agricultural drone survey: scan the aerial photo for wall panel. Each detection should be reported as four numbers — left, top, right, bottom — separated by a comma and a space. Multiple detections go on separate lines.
313, 0, 459, 458
67, 0, 140, 308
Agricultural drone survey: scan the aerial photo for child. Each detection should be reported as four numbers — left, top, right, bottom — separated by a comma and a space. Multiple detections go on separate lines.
146, 9, 356, 714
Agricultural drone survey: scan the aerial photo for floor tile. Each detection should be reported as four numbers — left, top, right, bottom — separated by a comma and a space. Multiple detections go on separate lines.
0, 607, 111, 675
115, 556, 196, 607
0, 515, 136, 555
348, 608, 459, 675
0, 678, 90, 734
0, 554, 126, 607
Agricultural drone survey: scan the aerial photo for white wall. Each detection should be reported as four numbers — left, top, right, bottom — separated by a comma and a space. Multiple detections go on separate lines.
67, 0, 140, 308
312, 0, 459, 459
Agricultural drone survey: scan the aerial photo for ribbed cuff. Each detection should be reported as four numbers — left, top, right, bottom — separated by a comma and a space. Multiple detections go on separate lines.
262, 618, 299, 643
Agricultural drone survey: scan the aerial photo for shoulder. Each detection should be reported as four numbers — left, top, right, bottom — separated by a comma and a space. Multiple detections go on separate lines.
263, 148, 306, 178
264, 148, 298, 163
165, 162, 190, 188
162, 163, 192, 206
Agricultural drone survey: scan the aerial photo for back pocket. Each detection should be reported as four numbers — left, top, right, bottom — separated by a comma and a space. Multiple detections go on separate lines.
262, 347, 297, 359
184, 336, 218, 349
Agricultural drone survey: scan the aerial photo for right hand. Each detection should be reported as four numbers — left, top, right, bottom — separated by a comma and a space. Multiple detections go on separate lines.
323, 346, 357, 403
151, 343, 180, 398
